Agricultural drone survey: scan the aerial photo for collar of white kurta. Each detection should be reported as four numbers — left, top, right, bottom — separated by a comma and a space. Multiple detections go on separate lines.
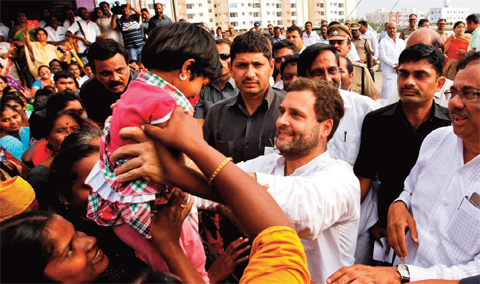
273, 151, 333, 176
136, 69, 195, 116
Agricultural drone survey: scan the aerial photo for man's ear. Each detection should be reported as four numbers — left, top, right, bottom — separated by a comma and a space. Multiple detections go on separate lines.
435, 76, 446, 93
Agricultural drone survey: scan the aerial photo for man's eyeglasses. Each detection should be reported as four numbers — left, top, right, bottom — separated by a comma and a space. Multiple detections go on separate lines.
444, 89, 480, 103
219, 53, 230, 60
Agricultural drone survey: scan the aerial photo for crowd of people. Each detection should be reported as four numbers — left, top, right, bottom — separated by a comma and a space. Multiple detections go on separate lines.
0, 3, 479, 284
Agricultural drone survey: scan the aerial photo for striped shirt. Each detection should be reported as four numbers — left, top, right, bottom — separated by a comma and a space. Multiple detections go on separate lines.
118, 15, 144, 49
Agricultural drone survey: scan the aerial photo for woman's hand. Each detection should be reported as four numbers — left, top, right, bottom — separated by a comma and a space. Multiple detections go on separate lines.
151, 189, 194, 246
207, 237, 250, 284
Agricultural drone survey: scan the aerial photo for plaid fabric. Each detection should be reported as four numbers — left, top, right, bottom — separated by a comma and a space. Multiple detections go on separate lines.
137, 69, 195, 116
86, 70, 197, 238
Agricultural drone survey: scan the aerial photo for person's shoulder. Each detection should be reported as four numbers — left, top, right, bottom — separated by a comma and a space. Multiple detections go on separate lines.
209, 94, 238, 111
272, 86, 286, 98
339, 89, 378, 108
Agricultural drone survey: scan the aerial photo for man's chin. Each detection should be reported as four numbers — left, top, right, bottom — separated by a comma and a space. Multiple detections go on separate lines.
109, 85, 125, 93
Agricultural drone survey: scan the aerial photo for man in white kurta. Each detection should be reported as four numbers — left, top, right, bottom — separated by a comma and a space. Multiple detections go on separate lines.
378, 22, 405, 103
236, 78, 361, 284
325, 50, 480, 284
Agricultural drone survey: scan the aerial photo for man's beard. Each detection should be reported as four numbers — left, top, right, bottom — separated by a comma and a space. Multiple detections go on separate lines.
276, 125, 320, 159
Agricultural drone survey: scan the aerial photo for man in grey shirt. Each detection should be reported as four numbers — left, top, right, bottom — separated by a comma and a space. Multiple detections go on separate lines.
195, 39, 238, 125
148, 3, 172, 33
203, 31, 286, 163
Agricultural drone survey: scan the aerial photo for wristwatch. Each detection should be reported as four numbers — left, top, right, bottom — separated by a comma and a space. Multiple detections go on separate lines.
397, 264, 410, 283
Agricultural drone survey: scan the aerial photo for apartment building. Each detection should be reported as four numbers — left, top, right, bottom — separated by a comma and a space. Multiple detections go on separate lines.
429, 0, 469, 25
366, 8, 427, 26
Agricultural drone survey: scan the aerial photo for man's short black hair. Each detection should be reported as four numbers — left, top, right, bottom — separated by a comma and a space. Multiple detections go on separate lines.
466, 14, 479, 24
280, 54, 299, 77
46, 91, 84, 116
298, 44, 339, 77
358, 20, 368, 27
54, 70, 77, 85
399, 43, 444, 77
328, 21, 341, 27
418, 19, 430, 27
230, 30, 272, 62
87, 39, 129, 73
287, 25, 303, 37
456, 51, 480, 72
142, 22, 222, 82
274, 26, 281, 31
141, 8, 149, 13
272, 39, 298, 55
305, 21, 313, 27
99, 1, 110, 7
264, 34, 274, 46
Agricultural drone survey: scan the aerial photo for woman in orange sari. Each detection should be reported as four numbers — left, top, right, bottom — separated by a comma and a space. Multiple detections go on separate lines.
443, 21, 471, 80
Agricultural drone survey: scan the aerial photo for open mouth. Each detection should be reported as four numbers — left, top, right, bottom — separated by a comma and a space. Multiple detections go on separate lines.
452, 113, 469, 122
92, 248, 103, 264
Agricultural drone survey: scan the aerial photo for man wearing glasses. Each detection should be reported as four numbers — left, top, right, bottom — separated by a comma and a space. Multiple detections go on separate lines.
352, 44, 451, 266
400, 14, 418, 40
327, 51, 480, 284
194, 39, 238, 126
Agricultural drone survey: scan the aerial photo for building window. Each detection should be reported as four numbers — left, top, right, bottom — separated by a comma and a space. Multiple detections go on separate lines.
230, 12, 238, 17
187, 4, 193, 9
232, 22, 238, 26
199, 3, 202, 7
321, 3, 324, 7
188, 14, 194, 19
199, 13, 203, 16
277, 12, 282, 17
209, 9, 212, 12
339, 3, 344, 8
208, 0, 211, 3
222, 3, 228, 8
292, 20, 296, 25
242, 12, 245, 15
210, 18, 213, 22
276, 4, 281, 8
214, 4, 216, 8
229, 3, 237, 8
278, 20, 282, 25
291, 4, 296, 8
254, 12, 260, 17
292, 12, 296, 16
215, 13, 217, 17
266, 3, 269, 6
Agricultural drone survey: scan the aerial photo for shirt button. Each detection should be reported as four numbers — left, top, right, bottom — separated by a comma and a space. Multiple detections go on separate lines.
248, 118, 253, 123
443, 200, 448, 206
429, 229, 434, 235
458, 169, 463, 175
245, 143, 250, 149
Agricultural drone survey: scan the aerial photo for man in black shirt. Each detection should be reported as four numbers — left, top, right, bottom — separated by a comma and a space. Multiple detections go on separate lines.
80, 39, 138, 126
354, 44, 451, 260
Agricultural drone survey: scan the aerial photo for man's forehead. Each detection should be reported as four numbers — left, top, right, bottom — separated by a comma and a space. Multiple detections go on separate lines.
452, 65, 480, 89
399, 59, 437, 73
233, 52, 269, 62
275, 47, 294, 56
313, 51, 337, 66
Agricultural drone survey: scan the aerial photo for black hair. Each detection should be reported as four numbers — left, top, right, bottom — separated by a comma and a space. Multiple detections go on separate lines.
274, 26, 281, 31
143, 22, 222, 82
339, 55, 353, 74
328, 21, 341, 27
49, 59, 62, 66
399, 43, 444, 77
45, 109, 83, 136
36, 86, 56, 98
298, 43, 339, 77
358, 20, 368, 27
305, 21, 313, 27
99, 1, 110, 7
46, 91, 84, 116
264, 34, 274, 46
0, 211, 56, 283
133, 268, 183, 284
54, 70, 76, 83
280, 54, 299, 77
454, 21, 465, 29
0, 104, 20, 117
141, 8, 149, 13
272, 39, 298, 55
35, 27, 48, 39
87, 39, 129, 73
418, 19, 430, 28
1, 93, 25, 108
29, 109, 46, 140
37, 64, 50, 75
231, 30, 272, 62
466, 14, 479, 24
47, 144, 100, 213
216, 38, 231, 46
287, 25, 303, 37
216, 26, 222, 32
321, 24, 328, 29
456, 51, 480, 72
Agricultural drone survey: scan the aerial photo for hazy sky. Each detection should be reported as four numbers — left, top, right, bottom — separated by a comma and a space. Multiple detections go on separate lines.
355, 0, 480, 18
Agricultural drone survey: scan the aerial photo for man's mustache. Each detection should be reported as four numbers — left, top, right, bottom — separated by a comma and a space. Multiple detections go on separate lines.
109, 81, 125, 88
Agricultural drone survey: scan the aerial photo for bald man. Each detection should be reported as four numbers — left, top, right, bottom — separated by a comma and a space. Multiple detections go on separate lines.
387, 28, 451, 107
